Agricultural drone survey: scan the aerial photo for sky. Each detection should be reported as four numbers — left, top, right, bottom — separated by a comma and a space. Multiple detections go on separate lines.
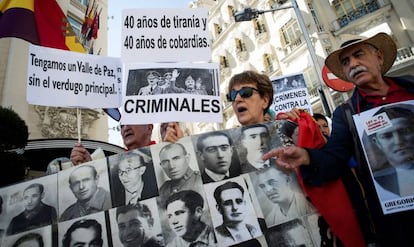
106, 0, 192, 146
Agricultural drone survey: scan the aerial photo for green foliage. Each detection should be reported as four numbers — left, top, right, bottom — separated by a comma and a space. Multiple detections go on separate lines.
0, 106, 29, 186
0, 106, 29, 151
0, 152, 27, 187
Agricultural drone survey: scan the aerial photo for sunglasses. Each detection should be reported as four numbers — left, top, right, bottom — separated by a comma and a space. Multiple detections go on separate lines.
226, 87, 259, 102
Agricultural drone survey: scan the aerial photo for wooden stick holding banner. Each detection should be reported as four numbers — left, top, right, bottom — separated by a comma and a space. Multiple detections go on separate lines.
77, 108, 82, 143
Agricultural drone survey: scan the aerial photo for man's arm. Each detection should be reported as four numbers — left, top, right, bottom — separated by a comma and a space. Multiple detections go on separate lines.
265, 107, 354, 185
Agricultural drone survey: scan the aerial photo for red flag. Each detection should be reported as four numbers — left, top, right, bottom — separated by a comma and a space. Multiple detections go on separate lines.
92, 9, 100, 39
81, 0, 90, 35
33, 0, 68, 50
281, 110, 366, 247
33, 0, 85, 53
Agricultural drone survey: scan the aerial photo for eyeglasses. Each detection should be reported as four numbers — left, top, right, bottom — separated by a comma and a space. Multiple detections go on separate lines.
226, 87, 259, 102
118, 166, 142, 177
204, 144, 231, 153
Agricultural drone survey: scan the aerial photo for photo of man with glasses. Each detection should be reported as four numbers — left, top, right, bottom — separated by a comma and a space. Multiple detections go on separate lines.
109, 150, 159, 207
195, 131, 241, 184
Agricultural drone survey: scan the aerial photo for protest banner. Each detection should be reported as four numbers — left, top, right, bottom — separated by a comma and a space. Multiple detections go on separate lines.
121, 62, 222, 124
0, 121, 326, 246
270, 73, 313, 115
121, 8, 210, 63
26, 44, 122, 108
353, 100, 414, 214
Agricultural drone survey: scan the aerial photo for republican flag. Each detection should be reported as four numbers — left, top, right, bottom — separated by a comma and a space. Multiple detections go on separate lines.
0, 0, 85, 53
0, 0, 40, 45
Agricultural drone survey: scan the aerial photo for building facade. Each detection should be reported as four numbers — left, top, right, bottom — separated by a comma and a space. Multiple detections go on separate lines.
0, 0, 109, 142
190, 0, 414, 128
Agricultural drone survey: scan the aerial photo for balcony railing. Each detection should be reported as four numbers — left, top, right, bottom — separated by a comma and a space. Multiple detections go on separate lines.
283, 36, 304, 53
336, 1, 379, 28
394, 46, 414, 66
307, 86, 320, 99
254, 23, 267, 37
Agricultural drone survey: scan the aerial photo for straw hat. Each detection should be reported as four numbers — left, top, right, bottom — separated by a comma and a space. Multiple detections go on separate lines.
325, 32, 397, 81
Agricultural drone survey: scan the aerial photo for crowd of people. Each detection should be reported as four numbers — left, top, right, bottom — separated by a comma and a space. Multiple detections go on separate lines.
2, 31, 414, 246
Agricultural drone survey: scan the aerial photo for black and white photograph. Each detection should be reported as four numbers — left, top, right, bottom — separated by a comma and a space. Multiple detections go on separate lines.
161, 189, 216, 246
108, 199, 164, 247
0, 193, 7, 242
151, 137, 204, 202
271, 73, 306, 93
232, 123, 276, 173
241, 173, 266, 223
121, 62, 222, 125
249, 166, 316, 228
126, 68, 217, 96
0, 174, 58, 236
270, 73, 312, 115
1, 225, 53, 247
58, 160, 112, 222
265, 218, 314, 247
192, 130, 242, 184
108, 148, 159, 208
204, 176, 262, 247
58, 211, 109, 247
355, 100, 414, 213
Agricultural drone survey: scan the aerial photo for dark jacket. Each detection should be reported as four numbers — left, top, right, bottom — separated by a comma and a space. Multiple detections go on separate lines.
7, 202, 57, 235
300, 76, 414, 246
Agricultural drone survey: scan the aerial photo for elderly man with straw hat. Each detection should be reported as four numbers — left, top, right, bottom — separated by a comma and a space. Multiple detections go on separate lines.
265, 32, 414, 246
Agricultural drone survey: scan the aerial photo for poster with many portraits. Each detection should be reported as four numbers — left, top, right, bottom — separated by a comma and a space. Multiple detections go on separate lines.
353, 100, 414, 215
0, 121, 328, 247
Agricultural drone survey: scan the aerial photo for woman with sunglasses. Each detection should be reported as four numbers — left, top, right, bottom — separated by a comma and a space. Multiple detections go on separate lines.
226, 70, 274, 126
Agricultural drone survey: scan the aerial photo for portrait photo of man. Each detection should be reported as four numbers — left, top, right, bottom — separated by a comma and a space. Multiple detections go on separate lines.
206, 178, 262, 246
155, 141, 203, 201
59, 162, 111, 221
365, 104, 414, 200
1, 225, 52, 247
265, 218, 314, 247
109, 150, 159, 207
61, 218, 105, 247
7, 183, 57, 235
238, 124, 272, 173
9, 232, 44, 247
195, 131, 241, 184
110, 203, 163, 247
250, 167, 315, 227
164, 190, 216, 247
137, 70, 162, 96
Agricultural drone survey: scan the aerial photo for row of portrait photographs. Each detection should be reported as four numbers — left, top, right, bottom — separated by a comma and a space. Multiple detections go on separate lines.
0, 177, 323, 247
0, 121, 325, 246
125, 68, 217, 96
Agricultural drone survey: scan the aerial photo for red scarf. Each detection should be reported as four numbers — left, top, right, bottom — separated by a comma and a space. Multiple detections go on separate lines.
281, 110, 365, 247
